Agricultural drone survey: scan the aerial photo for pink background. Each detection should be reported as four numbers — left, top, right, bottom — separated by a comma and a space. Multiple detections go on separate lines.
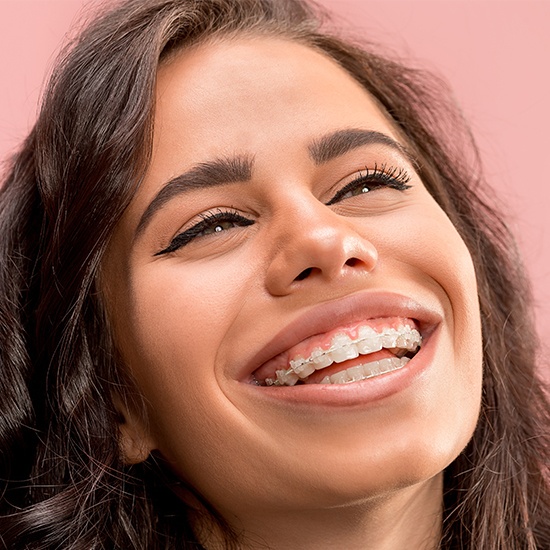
1, 1, 548, 345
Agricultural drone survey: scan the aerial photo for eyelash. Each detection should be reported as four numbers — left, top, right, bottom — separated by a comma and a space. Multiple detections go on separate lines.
155, 164, 412, 255
155, 209, 253, 256
325, 164, 412, 205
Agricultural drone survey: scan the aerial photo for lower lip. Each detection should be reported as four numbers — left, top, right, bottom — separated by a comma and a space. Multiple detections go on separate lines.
240, 323, 440, 408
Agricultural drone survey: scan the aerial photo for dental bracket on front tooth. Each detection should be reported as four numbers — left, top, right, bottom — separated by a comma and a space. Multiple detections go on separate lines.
265, 325, 421, 387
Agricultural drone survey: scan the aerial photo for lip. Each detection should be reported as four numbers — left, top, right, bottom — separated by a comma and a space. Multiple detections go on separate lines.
236, 290, 443, 385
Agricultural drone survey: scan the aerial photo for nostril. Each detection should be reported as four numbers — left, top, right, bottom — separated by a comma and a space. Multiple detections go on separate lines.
295, 258, 362, 281
345, 257, 361, 267
295, 267, 313, 281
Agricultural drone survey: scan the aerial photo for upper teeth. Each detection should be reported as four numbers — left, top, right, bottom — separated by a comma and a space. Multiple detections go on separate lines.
265, 324, 421, 386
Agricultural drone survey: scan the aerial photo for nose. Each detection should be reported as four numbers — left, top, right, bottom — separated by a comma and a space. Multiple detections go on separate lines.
264, 200, 378, 296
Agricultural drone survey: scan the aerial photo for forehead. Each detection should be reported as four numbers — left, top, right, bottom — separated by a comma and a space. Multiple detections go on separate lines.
118, 36, 406, 235
152, 36, 399, 161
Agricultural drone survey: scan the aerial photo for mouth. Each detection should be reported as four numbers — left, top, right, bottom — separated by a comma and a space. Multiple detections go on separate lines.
253, 318, 422, 387
240, 291, 442, 399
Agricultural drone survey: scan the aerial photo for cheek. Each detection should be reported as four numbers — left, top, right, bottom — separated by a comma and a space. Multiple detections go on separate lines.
374, 199, 483, 435
127, 260, 246, 364
379, 198, 480, 331
115, 257, 258, 438
421, 205, 483, 424
117, 267, 271, 504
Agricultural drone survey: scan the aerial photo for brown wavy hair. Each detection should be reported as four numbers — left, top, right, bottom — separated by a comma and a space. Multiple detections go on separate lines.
0, 0, 548, 547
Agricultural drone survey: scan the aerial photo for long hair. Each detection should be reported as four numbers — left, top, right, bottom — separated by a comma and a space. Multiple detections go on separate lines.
0, 0, 548, 547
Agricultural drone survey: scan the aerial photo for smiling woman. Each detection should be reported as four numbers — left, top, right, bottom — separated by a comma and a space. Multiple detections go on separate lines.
0, 1, 548, 549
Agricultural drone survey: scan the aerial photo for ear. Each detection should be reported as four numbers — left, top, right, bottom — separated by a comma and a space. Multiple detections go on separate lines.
113, 394, 156, 465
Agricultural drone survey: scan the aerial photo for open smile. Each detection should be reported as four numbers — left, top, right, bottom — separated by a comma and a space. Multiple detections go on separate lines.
255, 320, 422, 386
237, 291, 442, 405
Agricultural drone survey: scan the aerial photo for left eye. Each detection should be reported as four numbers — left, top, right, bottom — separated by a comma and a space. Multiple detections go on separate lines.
326, 165, 412, 206
202, 219, 239, 235
335, 180, 379, 201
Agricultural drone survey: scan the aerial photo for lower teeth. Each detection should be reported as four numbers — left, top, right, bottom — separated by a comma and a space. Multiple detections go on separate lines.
319, 356, 410, 385
264, 356, 411, 386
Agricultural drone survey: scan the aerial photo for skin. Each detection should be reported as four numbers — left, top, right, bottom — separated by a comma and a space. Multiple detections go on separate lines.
102, 37, 483, 549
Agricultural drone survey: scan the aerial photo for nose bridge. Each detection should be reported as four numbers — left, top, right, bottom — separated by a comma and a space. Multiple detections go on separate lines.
264, 194, 378, 295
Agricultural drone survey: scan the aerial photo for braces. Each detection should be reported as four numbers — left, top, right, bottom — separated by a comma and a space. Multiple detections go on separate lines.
262, 325, 422, 387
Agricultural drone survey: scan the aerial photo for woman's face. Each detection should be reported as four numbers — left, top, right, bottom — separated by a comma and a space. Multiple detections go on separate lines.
103, 37, 483, 522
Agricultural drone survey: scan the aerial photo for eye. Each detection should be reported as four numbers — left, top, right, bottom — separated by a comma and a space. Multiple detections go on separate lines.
155, 209, 254, 256
326, 164, 412, 206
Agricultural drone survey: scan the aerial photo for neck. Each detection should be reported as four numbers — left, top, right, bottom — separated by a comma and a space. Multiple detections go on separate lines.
199, 474, 443, 550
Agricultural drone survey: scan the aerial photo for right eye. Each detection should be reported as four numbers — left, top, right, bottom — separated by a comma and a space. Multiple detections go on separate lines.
155, 210, 254, 256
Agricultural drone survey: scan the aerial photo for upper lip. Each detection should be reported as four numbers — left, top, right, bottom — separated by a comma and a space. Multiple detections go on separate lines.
237, 291, 443, 382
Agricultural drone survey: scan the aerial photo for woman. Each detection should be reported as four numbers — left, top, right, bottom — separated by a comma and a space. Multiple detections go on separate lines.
0, 0, 548, 548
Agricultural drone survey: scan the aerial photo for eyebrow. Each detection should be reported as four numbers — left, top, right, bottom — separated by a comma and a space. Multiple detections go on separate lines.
308, 128, 413, 165
134, 128, 414, 241
134, 155, 254, 239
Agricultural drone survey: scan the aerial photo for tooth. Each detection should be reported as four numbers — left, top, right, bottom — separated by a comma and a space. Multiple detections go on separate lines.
382, 332, 397, 348
365, 360, 381, 377
329, 347, 348, 363
396, 334, 408, 348
346, 365, 365, 382
378, 357, 394, 373
310, 347, 323, 359
329, 344, 359, 363
289, 357, 306, 370
276, 369, 299, 386
294, 362, 315, 379
391, 357, 402, 369
320, 376, 331, 384
347, 343, 360, 359
358, 325, 377, 339
313, 353, 333, 369
330, 370, 351, 384
403, 331, 420, 351
332, 333, 353, 348
357, 337, 382, 354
